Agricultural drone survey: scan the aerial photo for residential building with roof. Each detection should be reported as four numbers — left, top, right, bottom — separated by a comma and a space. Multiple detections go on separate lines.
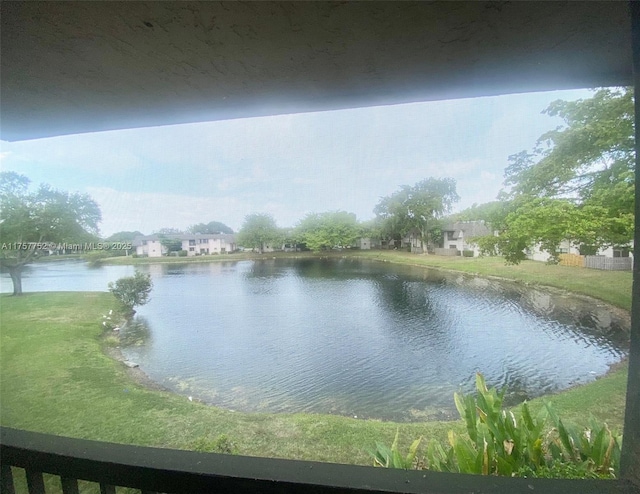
134, 234, 237, 257
440, 220, 492, 257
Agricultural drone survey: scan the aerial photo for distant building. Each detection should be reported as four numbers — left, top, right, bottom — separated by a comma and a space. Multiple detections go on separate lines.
357, 237, 380, 250
133, 236, 167, 258
182, 234, 236, 256
134, 234, 236, 257
440, 221, 492, 257
525, 240, 580, 263
526, 241, 634, 263
401, 229, 426, 253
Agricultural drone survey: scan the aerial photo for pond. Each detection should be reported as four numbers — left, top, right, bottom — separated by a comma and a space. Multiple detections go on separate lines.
1, 258, 629, 421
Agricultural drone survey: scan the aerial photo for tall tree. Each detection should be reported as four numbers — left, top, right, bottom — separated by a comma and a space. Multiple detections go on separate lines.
374, 177, 459, 252
237, 213, 281, 253
0, 172, 101, 295
495, 87, 634, 262
187, 221, 233, 235
295, 211, 360, 252
449, 201, 504, 222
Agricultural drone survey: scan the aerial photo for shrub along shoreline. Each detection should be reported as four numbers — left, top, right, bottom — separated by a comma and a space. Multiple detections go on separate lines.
1, 253, 630, 467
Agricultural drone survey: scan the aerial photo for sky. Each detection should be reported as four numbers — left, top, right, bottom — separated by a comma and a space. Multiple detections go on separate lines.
0, 88, 594, 237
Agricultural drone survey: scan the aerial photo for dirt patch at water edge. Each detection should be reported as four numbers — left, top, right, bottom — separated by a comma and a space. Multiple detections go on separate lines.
103, 341, 170, 393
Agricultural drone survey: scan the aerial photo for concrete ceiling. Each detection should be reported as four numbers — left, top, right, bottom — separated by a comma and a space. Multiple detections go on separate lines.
0, 1, 633, 142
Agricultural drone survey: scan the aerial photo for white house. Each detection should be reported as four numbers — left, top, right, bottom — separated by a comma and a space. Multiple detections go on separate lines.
357, 237, 381, 250
181, 234, 236, 256
527, 241, 634, 263
401, 229, 426, 253
134, 236, 167, 258
440, 221, 492, 257
134, 234, 236, 257
526, 241, 581, 263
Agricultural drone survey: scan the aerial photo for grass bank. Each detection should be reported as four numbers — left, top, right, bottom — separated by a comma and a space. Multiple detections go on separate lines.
1, 254, 631, 470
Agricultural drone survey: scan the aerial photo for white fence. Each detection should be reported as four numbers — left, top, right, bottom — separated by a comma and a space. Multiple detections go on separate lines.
584, 256, 633, 271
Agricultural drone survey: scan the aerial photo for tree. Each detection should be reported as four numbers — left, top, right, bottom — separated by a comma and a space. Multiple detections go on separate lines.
158, 236, 182, 254
188, 221, 233, 234
236, 213, 281, 253
0, 172, 101, 295
359, 218, 384, 241
504, 88, 634, 202
295, 211, 360, 251
106, 231, 144, 242
374, 177, 459, 252
108, 272, 153, 316
496, 88, 634, 263
449, 201, 504, 222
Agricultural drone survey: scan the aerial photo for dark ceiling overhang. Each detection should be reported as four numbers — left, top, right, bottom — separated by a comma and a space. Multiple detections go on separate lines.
0, 1, 633, 142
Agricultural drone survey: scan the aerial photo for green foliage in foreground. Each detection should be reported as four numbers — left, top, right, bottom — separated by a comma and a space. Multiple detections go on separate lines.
373, 373, 622, 478
371, 429, 422, 469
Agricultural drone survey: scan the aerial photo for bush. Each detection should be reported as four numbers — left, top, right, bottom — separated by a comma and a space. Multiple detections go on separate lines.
462, 250, 474, 257
371, 373, 621, 478
371, 429, 422, 469
178, 250, 188, 257
474, 235, 500, 257
108, 272, 153, 316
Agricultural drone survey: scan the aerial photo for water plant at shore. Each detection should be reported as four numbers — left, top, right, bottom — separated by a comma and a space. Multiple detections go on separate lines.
371, 429, 422, 469
372, 373, 622, 478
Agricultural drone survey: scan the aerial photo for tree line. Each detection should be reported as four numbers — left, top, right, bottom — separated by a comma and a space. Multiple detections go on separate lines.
236, 178, 460, 254
237, 88, 634, 262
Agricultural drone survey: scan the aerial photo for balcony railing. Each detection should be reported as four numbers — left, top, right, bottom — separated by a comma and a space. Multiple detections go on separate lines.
1, 426, 637, 494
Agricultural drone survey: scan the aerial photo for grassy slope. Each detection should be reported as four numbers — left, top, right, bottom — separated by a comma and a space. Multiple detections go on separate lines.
1, 254, 631, 466
0, 292, 455, 465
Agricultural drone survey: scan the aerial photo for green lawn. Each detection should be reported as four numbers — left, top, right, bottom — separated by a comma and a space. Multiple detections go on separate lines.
0, 254, 631, 468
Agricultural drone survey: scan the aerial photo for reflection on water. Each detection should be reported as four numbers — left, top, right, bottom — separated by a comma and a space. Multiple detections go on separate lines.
119, 316, 152, 347
124, 258, 628, 421
1, 258, 629, 421
0, 259, 135, 293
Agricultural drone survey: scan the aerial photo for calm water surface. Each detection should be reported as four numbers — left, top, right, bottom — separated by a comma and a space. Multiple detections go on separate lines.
1, 258, 629, 421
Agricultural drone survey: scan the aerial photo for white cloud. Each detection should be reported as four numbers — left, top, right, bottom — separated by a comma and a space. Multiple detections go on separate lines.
87, 187, 253, 236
